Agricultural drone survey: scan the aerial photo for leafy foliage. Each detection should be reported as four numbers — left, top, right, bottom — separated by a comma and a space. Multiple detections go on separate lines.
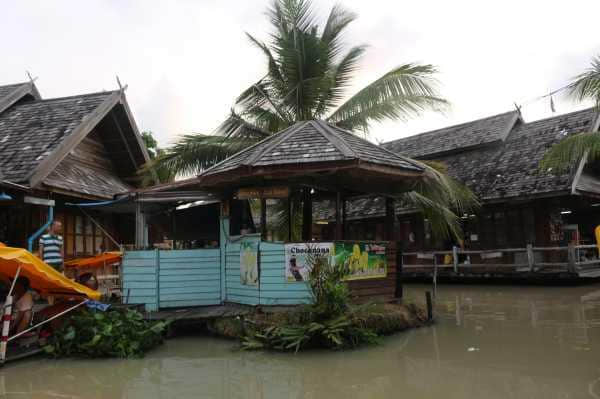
241, 247, 379, 352
539, 55, 600, 173
44, 309, 169, 358
140, 131, 176, 186
147, 0, 446, 176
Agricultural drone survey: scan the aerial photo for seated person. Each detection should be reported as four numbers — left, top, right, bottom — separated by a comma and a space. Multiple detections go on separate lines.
10, 277, 37, 335
77, 272, 99, 291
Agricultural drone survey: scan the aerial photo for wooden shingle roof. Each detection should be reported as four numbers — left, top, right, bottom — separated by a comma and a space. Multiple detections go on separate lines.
315, 107, 600, 221
203, 120, 422, 177
0, 81, 41, 114
0, 91, 114, 183
382, 111, 520, 159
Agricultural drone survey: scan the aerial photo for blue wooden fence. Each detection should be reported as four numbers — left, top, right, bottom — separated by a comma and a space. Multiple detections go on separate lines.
121, 218, 311, 311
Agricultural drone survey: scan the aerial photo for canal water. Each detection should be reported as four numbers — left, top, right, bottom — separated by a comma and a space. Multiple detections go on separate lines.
2, 284, 600, 398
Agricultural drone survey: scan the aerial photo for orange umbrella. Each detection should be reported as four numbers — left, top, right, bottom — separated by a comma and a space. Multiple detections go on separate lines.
0, 246, 101, 300
64, 252, 122, 269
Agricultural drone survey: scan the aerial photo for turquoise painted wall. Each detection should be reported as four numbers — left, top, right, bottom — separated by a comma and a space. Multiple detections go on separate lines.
158, 249, 221, 308
259, 241, 311, 305
122, 226, 313, 310
122, 250, 159, 311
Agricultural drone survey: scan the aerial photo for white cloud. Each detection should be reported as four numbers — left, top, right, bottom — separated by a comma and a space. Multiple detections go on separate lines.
2, 0, 600, 146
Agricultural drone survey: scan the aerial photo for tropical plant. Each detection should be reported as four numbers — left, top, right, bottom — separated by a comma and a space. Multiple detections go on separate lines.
145, 0, 477, 242
44, 308, 169, 358
140, 131, 176, 186
147, 0, 446, 176
540, 55, 600, 173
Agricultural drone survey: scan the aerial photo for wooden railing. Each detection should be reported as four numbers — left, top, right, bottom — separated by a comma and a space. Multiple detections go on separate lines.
402, 244, 600, 276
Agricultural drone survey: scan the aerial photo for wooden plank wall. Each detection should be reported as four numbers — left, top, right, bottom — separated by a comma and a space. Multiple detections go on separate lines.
159, 249, 221, 308
347, 241, 397, 302
225, 238, 260, 305
259, 241, 311, 305
122, 250, 159, 311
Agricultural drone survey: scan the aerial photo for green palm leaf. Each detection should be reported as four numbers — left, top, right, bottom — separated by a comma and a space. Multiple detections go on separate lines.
328, 63, 448, 133
540, 132, 600, 173
568, 55, 600, 106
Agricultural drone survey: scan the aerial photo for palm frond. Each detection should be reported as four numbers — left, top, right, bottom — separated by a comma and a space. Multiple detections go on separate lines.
568, 56, 600, 106
540, 131, 600, 173
140, 134, 260, 178
328, 63, 448, 133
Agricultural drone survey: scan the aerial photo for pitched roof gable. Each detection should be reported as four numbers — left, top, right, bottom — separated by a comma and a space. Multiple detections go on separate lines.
0, 89, 152, 195
382, 111, 520, 159
0, 82, 41, 114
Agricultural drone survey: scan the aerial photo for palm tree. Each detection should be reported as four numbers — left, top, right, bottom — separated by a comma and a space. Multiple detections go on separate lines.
140, 131, 176, 186
149, 0, 447, 175
540, 56, 600, 172
146, 0, 476, 241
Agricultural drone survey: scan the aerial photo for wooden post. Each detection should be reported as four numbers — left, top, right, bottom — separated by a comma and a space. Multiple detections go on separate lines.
260, 198, 267, 240
302, 188, 312, 241
335, 192, 343, 240
527, 244, 534, 272
288, 196, 293, 242
384, 197, 395, 241
567, 243, 576, 273
425, 291, 433, 321
432, 255, 438, 297
452, 245, 458, 273
0, 296, 13, 366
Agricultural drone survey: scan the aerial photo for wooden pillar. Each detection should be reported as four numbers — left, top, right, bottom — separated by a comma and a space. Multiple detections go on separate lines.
260, 198, 267, 240
335, 192, 343, 240
385, 197, 395, 241
302, 188, 312, 241
288, 196, 293, 242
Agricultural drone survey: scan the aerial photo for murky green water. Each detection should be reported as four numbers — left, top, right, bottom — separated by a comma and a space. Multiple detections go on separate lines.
2, 284, 600, 398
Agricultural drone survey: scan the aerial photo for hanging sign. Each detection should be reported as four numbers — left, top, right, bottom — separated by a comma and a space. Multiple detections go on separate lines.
240, 241, 259, 286
333, 242, 388, 281
236, 186, 290, 199
285, 243, 334, 282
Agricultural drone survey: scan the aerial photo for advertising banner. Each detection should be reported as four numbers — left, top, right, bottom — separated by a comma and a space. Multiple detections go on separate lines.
285, 243, 334, 282
333, 242, 387, 280
240, 241, 259, 286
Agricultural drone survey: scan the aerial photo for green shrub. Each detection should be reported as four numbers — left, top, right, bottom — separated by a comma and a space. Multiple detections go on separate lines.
44, 308, 169, 358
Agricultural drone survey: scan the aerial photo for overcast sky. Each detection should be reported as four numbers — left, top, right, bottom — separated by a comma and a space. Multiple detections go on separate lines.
3, 0, 600, 146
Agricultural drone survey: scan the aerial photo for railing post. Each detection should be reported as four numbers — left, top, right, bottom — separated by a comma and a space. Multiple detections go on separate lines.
452, 246, 458, 273
432, 254, 438, 297
527, 244, 534, 272
567, 243, 576, 273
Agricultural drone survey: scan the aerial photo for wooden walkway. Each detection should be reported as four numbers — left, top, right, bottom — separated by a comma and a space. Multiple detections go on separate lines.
145, 303, 253, 322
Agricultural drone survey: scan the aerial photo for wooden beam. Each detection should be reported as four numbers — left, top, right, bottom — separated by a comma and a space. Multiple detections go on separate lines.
29, 92, 121, 188
335, 191, 343, 240
302, 188, 312, 241
110, 110, 139, 172
385, 197, 395, 241
260, 198, 267, 240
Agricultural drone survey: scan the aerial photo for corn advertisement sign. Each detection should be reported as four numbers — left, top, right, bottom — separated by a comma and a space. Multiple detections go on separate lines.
240, 241, 259, 286
334, 242, 387, 280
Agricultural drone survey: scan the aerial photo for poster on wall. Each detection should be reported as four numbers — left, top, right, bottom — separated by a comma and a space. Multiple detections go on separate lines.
285, 243, 334, 282
334, 242, 387, 280
240, 241, 259, 286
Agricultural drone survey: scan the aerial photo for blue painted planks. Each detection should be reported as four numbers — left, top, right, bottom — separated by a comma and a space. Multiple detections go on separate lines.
158, 248, 221, 308
122, 250, 158, 311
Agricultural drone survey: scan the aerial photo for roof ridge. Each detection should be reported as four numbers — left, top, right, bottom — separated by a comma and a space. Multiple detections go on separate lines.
326, 122, 423, 168
516, 106, 597, 127
383, 110, 517, 146
19, 90, 117, 104
310, 120, 356, 158
243, 121, 305, 166
201, 122, 301, 176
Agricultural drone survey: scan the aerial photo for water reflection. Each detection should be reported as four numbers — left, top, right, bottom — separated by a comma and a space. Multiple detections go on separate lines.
1, 284, 599, 399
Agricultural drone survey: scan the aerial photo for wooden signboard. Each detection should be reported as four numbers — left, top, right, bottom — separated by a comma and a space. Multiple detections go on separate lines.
236, 186, 290, 199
